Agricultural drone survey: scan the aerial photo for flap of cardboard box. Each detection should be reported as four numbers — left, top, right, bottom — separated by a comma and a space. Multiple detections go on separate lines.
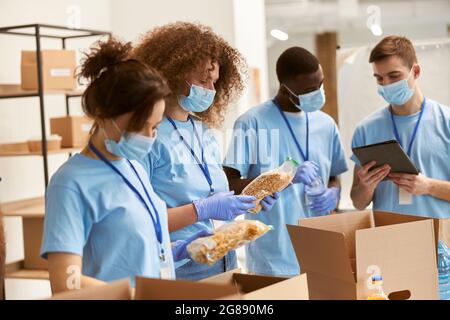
199, 268, 242, 285
355, 219, 438, 299
298, 211, 373, 261
287, 224, 355, 283
200, 269, 286, 293
374, 211, 440, 247
135, 277, 240, 300
201, 269, 309, 300
49, 279, 132, 300
242, 274, 309, 300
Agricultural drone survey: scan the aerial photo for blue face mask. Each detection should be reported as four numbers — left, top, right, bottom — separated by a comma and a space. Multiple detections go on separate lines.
284, 83, 326, 113
377, 70, 415, 106
103, 120, 155, 160
178, 81, 216, 113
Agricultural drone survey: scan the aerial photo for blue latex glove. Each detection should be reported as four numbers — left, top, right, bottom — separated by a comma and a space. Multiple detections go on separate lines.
193, 191, 257, 221
308, 187, 340, 214
292, 161, 319, 185
260, 192, 281, 211
172, 229, 212, 262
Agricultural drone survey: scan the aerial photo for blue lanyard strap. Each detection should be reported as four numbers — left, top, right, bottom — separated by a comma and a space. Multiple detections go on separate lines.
88, 141, 164, 259
167, 116, 214, 194
273, 98, 309, 161
390, 97, 426, 157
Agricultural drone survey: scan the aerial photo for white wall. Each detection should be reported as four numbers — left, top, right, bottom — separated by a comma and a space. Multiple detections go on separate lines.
111, 0, 235, 44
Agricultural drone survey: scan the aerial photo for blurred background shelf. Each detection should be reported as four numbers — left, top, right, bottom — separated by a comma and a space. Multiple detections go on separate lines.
0, 147, 81, 157
0, 197, 45, 218
5, 268, 49, 280
0, 84, 83, 99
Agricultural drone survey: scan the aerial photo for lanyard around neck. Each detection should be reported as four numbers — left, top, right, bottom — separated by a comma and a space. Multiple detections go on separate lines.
273, 98, 309, 161
167, 116, 214, 194
390, 97, 426, 157
88, 141, 165, 261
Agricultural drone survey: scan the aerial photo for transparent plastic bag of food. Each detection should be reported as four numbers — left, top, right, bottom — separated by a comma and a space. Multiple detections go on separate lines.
187, 220, 273, 265
241, 157, 299, 213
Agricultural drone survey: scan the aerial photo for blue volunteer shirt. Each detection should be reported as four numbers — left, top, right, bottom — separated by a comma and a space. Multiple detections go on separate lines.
224, 99, 348, 276
41, 153, 174, 287
351, 98, 450, 218
139, 116, 236, 280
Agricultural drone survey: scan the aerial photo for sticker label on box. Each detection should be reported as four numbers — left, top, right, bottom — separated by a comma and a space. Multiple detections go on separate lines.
50, 68, 72, 77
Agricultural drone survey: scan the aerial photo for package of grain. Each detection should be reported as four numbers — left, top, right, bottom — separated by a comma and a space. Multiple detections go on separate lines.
241, 157, 299, 213
187, 220, 272, 265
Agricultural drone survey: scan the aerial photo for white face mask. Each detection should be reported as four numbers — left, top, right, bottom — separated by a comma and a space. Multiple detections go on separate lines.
103, 120, 155, 160
377, 68, 415, 106
178, 81, 216, 113
283, 83, 326, 113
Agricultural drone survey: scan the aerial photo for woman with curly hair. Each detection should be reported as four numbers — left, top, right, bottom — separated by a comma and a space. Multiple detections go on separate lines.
40, 38, 208, 292
132, 22, 280, 280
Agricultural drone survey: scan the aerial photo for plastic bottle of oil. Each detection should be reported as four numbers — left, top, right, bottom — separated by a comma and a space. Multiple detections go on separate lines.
367, 275, 388, 300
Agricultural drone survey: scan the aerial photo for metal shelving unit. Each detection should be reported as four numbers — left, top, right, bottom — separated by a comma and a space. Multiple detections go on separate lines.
0, 23, 111, 187
0, 24, 111, 295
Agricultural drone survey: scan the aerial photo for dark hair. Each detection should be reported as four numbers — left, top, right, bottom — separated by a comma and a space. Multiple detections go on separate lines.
276, 47, 319, 83
369, 36, 418, 68
131, 22, 247, 128
79, 38, 170, 133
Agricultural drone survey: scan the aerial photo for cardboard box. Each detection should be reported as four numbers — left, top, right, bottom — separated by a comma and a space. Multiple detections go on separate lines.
135, 276, 240, 300
49, 279, 132, 300
50, 116, 93, 148
49, 277, 240, 300
201, 269, 309, 300
21, 50, 76, 90
287, 211, 439, 300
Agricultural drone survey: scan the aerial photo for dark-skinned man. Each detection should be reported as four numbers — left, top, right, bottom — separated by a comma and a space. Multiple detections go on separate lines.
223, 47, 348, 277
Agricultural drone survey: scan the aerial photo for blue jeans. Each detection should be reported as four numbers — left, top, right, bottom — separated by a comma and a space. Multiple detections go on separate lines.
175, 250, 237, 281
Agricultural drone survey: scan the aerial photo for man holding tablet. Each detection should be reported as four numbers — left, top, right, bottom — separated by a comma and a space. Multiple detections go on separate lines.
350, 35, 450, 218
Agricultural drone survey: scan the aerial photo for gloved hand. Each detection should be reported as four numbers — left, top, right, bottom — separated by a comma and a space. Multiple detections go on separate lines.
193, 191, 257, 221
308, 187, 340, 214
172, 229, 212, 262
260, 192, 281, 211
292, 161, 319, 185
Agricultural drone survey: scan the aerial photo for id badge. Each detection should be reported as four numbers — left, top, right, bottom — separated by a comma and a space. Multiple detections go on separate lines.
399, 188, 413, 205
160, 258, 174, 279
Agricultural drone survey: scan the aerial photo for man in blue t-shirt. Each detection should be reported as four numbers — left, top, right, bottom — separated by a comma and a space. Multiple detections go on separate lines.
350, 35, 450, 218
223, 47, 348, 276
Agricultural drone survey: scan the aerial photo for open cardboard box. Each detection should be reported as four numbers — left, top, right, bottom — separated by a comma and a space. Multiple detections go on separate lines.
201, 269, 309, 300
49, 279, 132, 300
287, 210, 439, 300
49, 277, 240, 300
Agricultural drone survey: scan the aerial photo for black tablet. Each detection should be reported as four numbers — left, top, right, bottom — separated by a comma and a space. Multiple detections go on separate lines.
352, 140, 419, 175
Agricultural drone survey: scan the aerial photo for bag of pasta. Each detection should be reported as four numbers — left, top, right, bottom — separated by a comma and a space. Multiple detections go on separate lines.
241, 157, 299, 213
187, 220, 272, 265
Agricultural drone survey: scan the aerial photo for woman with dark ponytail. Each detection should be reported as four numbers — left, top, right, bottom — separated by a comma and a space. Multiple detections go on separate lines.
40, 38, 208, 293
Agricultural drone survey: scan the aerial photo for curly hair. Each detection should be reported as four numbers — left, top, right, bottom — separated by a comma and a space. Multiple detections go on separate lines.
131, 22, 247, 128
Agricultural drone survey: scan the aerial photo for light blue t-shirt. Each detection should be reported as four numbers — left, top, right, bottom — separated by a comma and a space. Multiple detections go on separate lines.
140, 116, 236, 277
41, 153, 174, 287
351, 98, 450, 218
224, 100, 349, 276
